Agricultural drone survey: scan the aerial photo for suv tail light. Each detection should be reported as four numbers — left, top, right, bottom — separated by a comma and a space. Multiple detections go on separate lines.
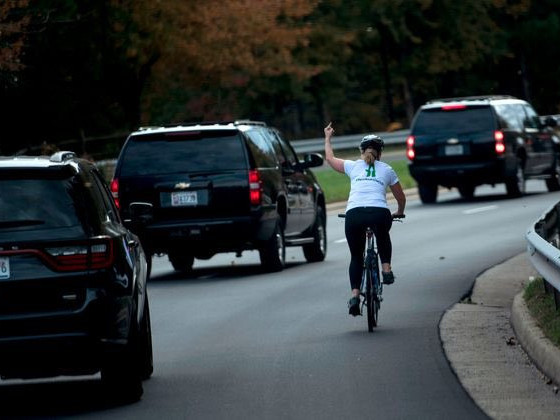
0, 238, 115, 272
494, 130, 505, 154
110, 178, 120, 209
406, 135, 416, 160
249, 170, 262, 205
45, 238, 114, 271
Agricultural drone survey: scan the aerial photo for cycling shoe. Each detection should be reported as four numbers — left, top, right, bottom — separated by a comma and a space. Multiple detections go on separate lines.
348, 296, 361, 316
382, 271, 395, 285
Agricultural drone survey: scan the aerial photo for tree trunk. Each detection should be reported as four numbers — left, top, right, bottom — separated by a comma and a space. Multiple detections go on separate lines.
519, 52, 531, 103
379, 33, 395, 122
402, 78, 414, 125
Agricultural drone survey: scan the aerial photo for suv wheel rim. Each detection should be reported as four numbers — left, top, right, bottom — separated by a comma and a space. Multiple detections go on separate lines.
517, 166, 525, 193
318, 224, 326, 254
276, 233, 285, 264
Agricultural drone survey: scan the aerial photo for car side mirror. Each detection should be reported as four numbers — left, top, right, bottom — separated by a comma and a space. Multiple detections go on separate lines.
544, 116, 558, 128
302, 153, 324, 168
129, 202, 154, 225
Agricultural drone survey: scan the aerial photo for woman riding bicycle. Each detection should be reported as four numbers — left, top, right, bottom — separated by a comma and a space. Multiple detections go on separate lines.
324, 122, 406, 316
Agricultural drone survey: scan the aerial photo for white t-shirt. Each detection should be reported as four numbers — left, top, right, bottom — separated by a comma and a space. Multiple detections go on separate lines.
343, 159, 399, 211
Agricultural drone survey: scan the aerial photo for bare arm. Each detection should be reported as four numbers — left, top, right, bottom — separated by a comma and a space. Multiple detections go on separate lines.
324, 122, 345, 173
389, 182, 406, 216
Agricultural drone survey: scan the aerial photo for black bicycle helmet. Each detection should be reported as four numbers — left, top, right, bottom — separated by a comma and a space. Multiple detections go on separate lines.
359, 134, 384, 152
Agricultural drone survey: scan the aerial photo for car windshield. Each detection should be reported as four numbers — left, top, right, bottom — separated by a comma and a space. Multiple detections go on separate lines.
0, 177, 86, 232
413, 106, 495, 135
120, 131, 248, 176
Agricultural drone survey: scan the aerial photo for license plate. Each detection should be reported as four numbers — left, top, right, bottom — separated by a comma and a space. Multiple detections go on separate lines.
171, 191, 198, 207
0, 257, 10, 279
445, 145, 464, 156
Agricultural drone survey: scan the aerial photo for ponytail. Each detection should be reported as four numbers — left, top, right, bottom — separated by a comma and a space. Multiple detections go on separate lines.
363, 149, 378, 165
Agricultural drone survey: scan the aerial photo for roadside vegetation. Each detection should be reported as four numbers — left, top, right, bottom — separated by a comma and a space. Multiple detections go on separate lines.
2, 2, 560, 158
524, 278, 560, 347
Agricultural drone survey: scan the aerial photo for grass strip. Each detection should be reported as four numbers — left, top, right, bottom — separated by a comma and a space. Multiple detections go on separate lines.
524, 277, 560, 347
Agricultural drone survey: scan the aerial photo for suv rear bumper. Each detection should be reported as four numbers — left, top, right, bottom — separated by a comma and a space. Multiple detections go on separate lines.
0, 288, 133, 378
140, 215, 277, 254
409, 159, 509, 187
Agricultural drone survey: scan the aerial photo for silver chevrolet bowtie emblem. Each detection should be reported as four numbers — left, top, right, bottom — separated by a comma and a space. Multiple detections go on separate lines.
447, 138, 459, 144
174, 182, 191, 189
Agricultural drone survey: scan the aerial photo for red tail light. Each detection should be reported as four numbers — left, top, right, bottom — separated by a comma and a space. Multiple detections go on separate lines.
110, 178, 120, 209
494, 130, 505, 154
0, 238, 115, 272
406, 135, 416, 160
249, 170, 262, 205
45, 238, 114, 271
442, 105, 467, 111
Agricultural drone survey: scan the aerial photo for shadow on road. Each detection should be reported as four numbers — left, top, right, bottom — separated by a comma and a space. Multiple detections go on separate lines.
0, 378, 138, 416
149, 261, 305, 284
425, 189, 547, 206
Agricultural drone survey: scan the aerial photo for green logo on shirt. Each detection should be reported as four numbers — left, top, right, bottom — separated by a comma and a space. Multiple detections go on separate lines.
365, 164, 376, 177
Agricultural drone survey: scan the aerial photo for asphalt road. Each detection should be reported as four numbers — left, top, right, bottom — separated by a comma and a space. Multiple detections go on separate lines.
2, 180, 559, 419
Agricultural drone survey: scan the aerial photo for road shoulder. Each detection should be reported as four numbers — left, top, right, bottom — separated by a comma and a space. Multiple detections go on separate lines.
440, 253, 560, 418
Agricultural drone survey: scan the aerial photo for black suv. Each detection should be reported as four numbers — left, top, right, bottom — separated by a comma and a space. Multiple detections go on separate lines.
112, 120, 327, 272
0, 152, 152, 401
406, 95, 560, 203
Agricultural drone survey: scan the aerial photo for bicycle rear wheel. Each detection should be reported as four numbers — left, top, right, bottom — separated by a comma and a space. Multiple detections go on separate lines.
366, 268, 379, 331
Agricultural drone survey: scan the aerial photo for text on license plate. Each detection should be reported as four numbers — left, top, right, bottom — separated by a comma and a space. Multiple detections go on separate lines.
0, 257, 10, 279
445, 145, 464, 156
171, 191, 198, 207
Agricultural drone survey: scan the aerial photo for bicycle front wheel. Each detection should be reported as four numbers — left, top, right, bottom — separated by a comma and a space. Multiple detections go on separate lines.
366, 268, 379, 331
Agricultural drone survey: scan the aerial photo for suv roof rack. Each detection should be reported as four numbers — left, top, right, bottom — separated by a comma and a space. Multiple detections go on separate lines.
426, 95, 517, 104
137, 120, 267, 131
50, 151, 77, 162
233, 120, 267, 127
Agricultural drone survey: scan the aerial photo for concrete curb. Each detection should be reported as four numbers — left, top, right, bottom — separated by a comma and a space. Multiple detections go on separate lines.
440, 253, 560, 418
511, 291, 560, 388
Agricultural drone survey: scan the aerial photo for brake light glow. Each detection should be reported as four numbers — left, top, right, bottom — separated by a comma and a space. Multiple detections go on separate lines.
249, 169, 262, 205
494, 130, 505, 154
406, 135, 416, 160
442, 105, 467, 111
110, 178, 120, 209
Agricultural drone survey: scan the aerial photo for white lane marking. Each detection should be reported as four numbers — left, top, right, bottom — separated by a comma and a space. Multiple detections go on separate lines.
334, 238, 347, 243
463, 205, 498, 215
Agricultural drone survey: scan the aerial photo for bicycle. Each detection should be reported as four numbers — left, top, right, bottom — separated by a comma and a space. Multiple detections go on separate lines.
339, 213, 405, 332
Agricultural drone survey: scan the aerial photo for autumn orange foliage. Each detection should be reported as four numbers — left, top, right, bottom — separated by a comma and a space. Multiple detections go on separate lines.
0, 0, 30, 73
110, 0, 321, 121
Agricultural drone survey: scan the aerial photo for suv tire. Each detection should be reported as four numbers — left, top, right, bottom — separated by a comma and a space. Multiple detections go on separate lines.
458, 185, 475, 200
138, 299, 154, 380
259, 217, 286, 272
546, 156, 560, 191
101, 314, 145, 402
506, 159, 525, 197
168, 252, 194, 273
418, 184, 438, 204
303, 209, 327, 262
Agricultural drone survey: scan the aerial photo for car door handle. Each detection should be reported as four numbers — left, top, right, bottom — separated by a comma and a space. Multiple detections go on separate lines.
128, 240, 139, 249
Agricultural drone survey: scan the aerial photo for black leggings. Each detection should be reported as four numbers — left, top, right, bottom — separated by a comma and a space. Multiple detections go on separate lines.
345, 207, 393, 290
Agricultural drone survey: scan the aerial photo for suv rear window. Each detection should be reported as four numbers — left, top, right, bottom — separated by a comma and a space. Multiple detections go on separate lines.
0, 178, 84, 231
119, 131, 247, 176
413, 106, 496, 135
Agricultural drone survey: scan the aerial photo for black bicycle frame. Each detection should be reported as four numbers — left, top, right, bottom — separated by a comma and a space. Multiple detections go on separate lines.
362, 227, 382, 298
